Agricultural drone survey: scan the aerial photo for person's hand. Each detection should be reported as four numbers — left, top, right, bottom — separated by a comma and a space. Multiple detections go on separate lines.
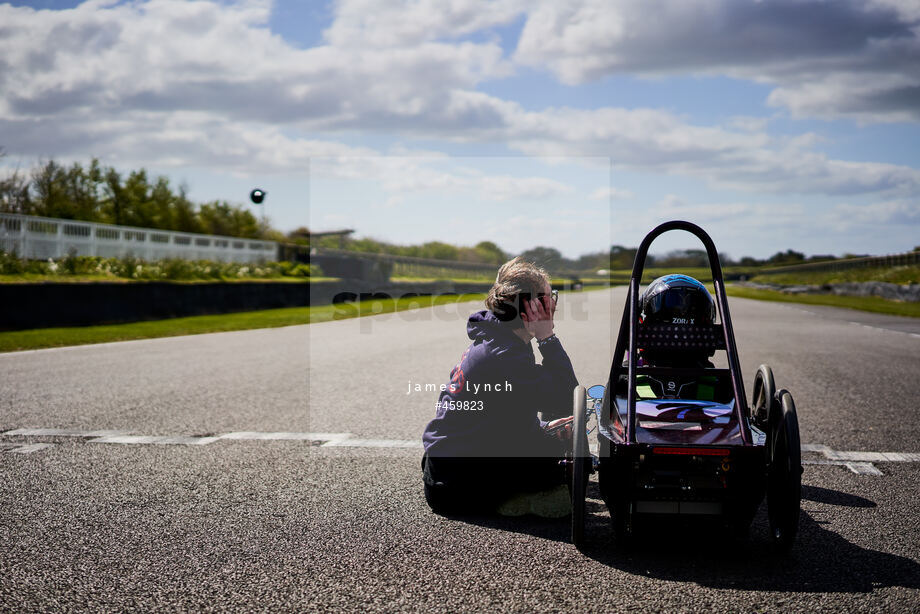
522, 294, 554, 340
544, 416, 573, 441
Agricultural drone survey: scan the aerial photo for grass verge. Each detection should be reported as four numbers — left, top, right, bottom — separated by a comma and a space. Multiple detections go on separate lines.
726, 285, 920, 318
0, 274, 340, 284
0, 292, 486, 353
749, 264, 919, 286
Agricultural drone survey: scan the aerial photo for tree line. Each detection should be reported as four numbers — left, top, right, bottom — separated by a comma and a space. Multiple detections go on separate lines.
2, 156, 877, 269
304, 231, 510, 265
307, 235, 850, 273
0, 157, 264, 239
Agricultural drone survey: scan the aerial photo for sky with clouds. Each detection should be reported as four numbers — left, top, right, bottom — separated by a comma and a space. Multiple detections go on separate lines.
1, 0, 919, 260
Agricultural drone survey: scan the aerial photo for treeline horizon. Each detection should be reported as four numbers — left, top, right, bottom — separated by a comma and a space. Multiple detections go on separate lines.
3, 156, 909, 271
308, 233, 882, 273
0, 157, 267, 240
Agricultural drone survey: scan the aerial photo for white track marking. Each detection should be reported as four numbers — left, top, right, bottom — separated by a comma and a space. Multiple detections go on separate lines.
823, 450, 920, 462
3, 428, 132, 437
803, 459, 886, 475
321, 438, 422, 448
3, 429, 918, 469
219, 432, 351, 442
758, 302, 920, 339
801, 444, 920, 475
88, 435, 221, 445
1, 429, 408, 449
845, 462, 885, 476
848, 321, 920, 339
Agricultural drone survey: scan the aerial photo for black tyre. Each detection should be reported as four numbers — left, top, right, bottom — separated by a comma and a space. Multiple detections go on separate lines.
571, 386, 588, 547
752, 364, 775, 427
612, 499, 632, 548
767, 389, 802, 551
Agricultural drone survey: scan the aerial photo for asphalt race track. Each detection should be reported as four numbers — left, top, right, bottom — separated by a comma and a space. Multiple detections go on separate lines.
2, 287, 919, 612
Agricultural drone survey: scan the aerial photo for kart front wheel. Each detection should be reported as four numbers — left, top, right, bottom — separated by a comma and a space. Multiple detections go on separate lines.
571, 386, 589, 547
752, 364, 775, 427
767, 389, 802, 551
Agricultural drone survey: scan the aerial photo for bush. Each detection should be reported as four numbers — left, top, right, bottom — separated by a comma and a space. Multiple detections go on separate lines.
0, 250, 319, 281
279, 262, 314, 277
61, 250, 98, 275
0, 250, 25, 274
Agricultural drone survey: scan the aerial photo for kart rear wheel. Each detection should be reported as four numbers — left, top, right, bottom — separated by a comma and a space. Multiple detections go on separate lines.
767, 389, 802, 551
612, 500, 632, 548
571, 386, 588, 547
752, 365, 775, 427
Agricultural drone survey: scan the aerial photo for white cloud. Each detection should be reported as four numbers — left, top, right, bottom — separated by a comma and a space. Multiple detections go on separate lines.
478, 175, 574, 200
502, 214, 578, 233
0, 0, 511, 133
334, 159, 574, 201
495, 104, 920, 197
825, 199, 920, 231
0, 0, 918, 208
323, 0, 525, 48
514, 0, 920, 122
589, 187, 634, 201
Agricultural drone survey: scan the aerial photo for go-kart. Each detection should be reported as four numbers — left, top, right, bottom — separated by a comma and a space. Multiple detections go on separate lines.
570, 220, 802, 550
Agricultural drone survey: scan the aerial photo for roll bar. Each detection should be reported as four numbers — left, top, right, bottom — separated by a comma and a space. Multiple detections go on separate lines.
607, 220, 752, 445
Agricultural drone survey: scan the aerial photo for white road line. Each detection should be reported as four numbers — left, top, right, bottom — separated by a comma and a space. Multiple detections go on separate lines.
1, 429, 410, 449
3, 429, 918, 468
803, 459, 885, 475
848, 321, 920, 339
88, 435, 221, 445
761, 302, 920, 339
824, 450, 920, 462
3, 428, 132, 437
0, 334, 197, 357
322, 438, 422, 448
801, 444, 920, 475
218, 432, 351, 442
801, 443, 831, 452
845, 462, 885, 476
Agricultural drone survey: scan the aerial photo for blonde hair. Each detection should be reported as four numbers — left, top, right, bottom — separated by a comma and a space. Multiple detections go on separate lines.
485, 257, 549, 320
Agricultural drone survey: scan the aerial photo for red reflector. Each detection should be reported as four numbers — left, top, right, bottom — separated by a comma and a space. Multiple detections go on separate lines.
653, 447, 730, 456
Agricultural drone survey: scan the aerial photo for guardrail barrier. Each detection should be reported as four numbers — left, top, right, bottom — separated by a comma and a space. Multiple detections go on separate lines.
0, 213, 277, 263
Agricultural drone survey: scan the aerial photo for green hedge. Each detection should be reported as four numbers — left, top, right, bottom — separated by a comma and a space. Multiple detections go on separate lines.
0, 251, 320, 281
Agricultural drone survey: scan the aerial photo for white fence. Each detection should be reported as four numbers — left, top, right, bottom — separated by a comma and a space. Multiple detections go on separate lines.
0, 213, 278, 263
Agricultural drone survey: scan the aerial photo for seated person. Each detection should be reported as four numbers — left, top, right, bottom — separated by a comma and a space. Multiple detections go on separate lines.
421, 257, 579, 517
616, 274, 732, 403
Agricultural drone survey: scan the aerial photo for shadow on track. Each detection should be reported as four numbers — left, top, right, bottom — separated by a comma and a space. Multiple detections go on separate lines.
442, 484, 919, 594
801, 484, 876, 508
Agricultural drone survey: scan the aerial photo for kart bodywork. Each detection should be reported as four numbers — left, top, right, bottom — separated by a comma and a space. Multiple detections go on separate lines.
570, 220, 802, 550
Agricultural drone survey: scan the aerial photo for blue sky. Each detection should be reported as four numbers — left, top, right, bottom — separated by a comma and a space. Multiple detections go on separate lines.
1, 0, 919, 260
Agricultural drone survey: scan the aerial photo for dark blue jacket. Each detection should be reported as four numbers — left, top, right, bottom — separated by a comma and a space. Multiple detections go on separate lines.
422, 310, 579, 458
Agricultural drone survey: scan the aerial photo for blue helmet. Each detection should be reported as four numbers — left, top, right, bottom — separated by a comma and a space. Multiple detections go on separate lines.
639, 274, 715, 327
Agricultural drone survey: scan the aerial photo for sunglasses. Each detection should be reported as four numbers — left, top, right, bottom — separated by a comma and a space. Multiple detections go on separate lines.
519, 289, 559, 305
